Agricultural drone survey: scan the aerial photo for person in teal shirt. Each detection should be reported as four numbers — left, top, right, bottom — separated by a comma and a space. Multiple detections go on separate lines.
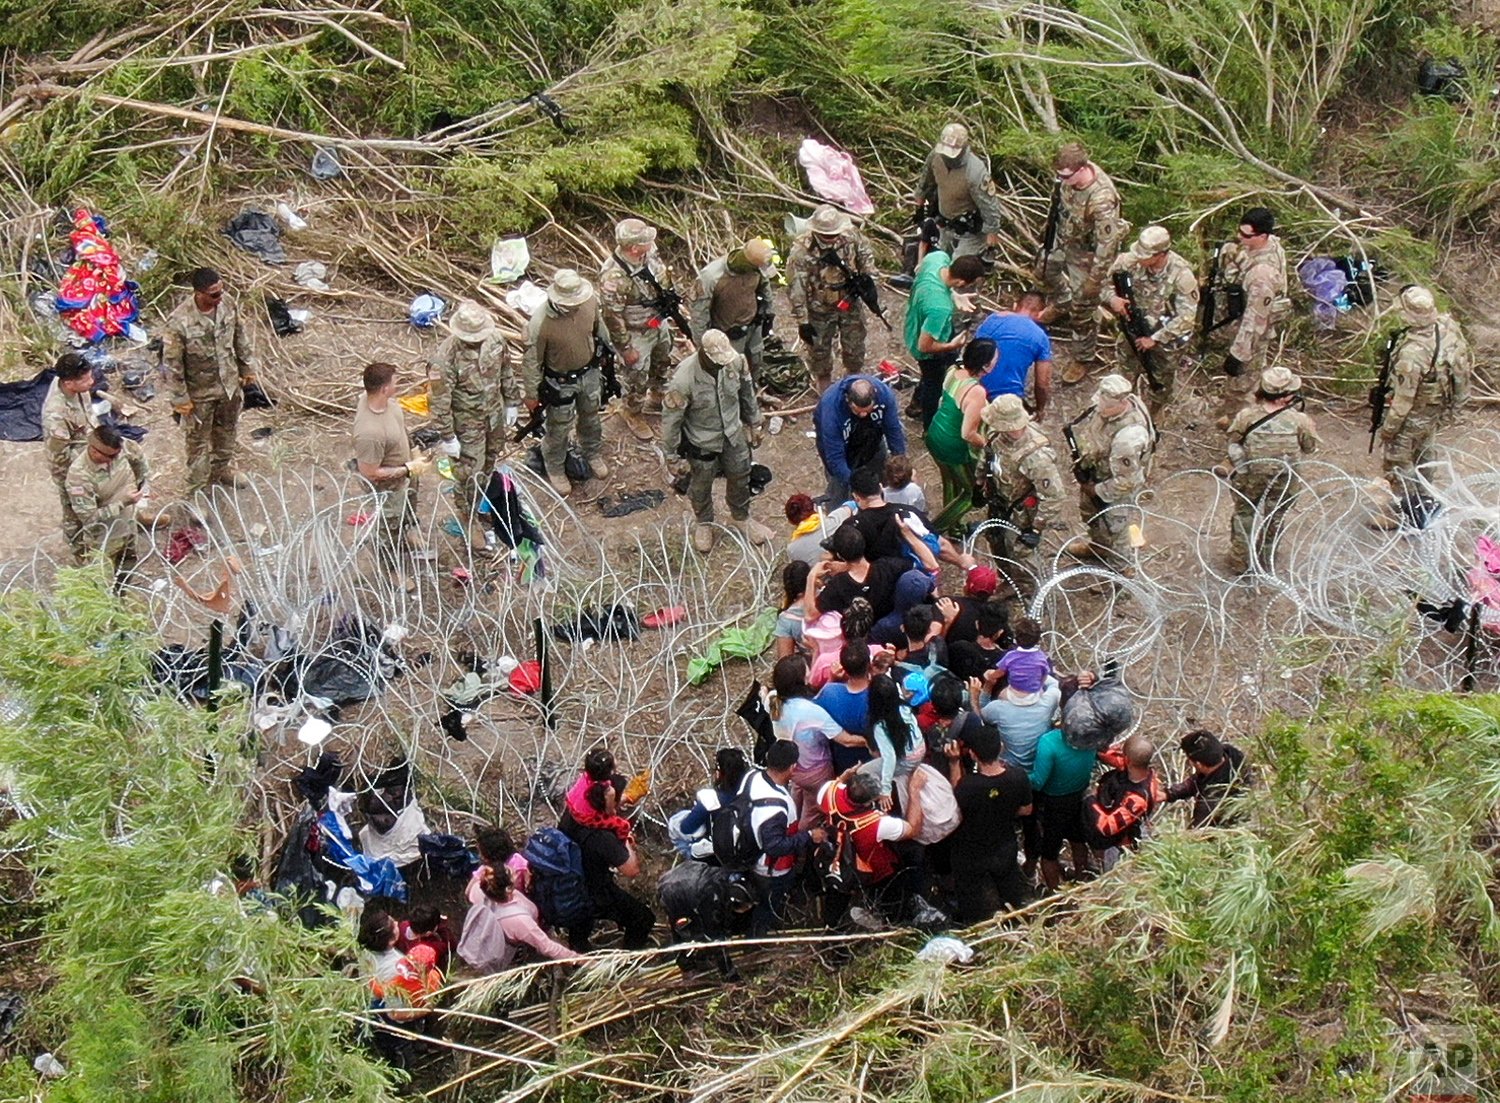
1029, 725, 1098, 890
902, 252, 986, 428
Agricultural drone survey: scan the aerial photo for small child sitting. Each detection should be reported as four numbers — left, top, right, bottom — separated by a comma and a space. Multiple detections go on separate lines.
564, 749, 636, 841
994, 616, 1050, 691
882, 454, 928, 514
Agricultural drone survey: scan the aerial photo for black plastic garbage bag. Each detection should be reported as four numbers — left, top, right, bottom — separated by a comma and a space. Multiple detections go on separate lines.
551, 603, 641, 643
266, 297, 302, 337
1061, 678, 1136, 752
224, 210, 286, 265
0, 369, 54, 442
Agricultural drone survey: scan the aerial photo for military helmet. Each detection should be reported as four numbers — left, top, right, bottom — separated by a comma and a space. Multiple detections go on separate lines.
1093, 374, 1134, 403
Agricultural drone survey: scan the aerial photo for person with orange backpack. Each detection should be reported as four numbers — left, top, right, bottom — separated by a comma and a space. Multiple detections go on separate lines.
817, 768, 943, 930
1084, 734, 1166, 866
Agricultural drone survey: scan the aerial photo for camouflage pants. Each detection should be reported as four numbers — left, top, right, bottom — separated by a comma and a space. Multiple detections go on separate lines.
1124, 346, 1184, 419
686, 442, 752, 524
450, 411, 506, 522
52, 473, 84, 554
373, 483, 415, 574
805, 307, 866, 385
1082, 489, 1135, 565
622, 328, 671, 409
1042, 247, 1102, 360
1228, 471, 1296, 572
184, 393, 242, 494
541, 368, 603, 477
1381, 417, 1440, 482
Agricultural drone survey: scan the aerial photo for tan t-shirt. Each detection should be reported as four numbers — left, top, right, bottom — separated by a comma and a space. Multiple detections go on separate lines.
352, 394, 411, 490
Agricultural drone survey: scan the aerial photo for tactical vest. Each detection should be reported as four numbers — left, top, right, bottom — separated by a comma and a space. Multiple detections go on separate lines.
932, 154, 977, 219
710, 267, 760, 331
538, 300, 600, 375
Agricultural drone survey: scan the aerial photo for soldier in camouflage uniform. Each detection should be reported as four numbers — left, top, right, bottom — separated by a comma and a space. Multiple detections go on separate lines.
1209, 207, 1290, 389
599, 218, 680, 438
163, 267, 258, 495
977, 393, 1067, 566
66, 425, 149, 584
1217, 366, 1319, 573
691, 237, 775, 380
1107, 226, 1199, 420
1378, 285, 1473, 490
1039, 142, 1129, 383
428, 300, 515, 548
1064, 374, 1155, 569
660, 329, 772, 554
42, 353, 102, 555
522, 269, 615, 496
787, 205, 878, 390
915, 123, 1006, 260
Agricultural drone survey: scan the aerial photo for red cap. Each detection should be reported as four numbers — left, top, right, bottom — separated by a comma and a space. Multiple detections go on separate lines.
965, 564, 999, 596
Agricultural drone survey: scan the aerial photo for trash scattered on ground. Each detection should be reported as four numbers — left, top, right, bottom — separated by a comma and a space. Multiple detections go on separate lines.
224, 209, 286, 265
243, 381, 277, 409
489, 237, 530, 282
409, 293, 446, 328
33, 1053, 66, 1079
916, 936, 974, 964
687, 608, 778, 685
266, 297, 303, 336
310, 147, 343, 180
504, 280, 549, 317
642, 605, 686, 629
598, 489, 665, 517
294, 260, 330, 290
276, 201, 309, 231
552, 604, 641, 643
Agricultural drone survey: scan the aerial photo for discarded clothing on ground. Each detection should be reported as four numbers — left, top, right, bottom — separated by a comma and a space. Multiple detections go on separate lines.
0, 370, 55, 442
289, 616, 407, 706
483, 467, 546, 549
552, 603, 641, 644
242, 380, 276, 409
266, 297, 302, 336
294, 751, 346, 808
319, 807, 406, 901
54, 208, 140, 342
358, 797, 429, 867
151, 642, 263, 701
687, 607, 778, 685
224, 210, 287, 265
409, 293, 446, 328
271, 805, 337, 927
1297, 255, 1381, 328
598, 489, 664, 517
796, 138, 875, 215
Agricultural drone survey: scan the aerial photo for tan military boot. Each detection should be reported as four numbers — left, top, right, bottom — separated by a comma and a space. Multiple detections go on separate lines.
643, 390, 665, 414
693, 523, 717, 553
1064, 536, 1102, 560
589, 456, 610, 479
1059, 358, 1090, 385
546, 471, 571, 496
621, 405, 655, 442
732, 518, 774, 546
467, 521, 489, 551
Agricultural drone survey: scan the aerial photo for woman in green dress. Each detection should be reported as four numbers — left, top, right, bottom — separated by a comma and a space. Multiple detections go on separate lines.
925, 338, 994, 534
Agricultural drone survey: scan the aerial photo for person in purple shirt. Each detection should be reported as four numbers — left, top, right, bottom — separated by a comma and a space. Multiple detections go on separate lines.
972, 291, 1054, 418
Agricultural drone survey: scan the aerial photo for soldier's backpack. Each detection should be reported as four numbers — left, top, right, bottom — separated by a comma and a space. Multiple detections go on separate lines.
522, 828, 593, 930
706, 783, 779, 871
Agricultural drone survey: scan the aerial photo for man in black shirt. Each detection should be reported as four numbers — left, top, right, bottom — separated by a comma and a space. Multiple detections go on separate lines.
1166, 730, 1252, 827
560, 781, 656, 951
947, 601, 1009, 680
945, 722, 1032, 922
806, 524, 910, 620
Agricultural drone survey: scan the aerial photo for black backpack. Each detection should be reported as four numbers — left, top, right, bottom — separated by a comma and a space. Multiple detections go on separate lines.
522, 828, 594, 930
707, 780, 779, 871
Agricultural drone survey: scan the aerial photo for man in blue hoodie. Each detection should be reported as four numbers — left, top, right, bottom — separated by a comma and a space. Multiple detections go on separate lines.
814, 374, 908, 504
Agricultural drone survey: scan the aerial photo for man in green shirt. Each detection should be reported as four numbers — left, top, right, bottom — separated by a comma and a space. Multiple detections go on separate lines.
903, 251, 986, 428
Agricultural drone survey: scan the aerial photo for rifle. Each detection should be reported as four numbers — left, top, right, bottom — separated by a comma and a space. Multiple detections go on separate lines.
1062, 406, 1091, 481
1197, 244, 1246, 344
754, 284, 775, 338
1037, 183, 1061, 273
1368, 327, 1404, 453
513, 337, 619, 443
1110, 270, 1164, 392
628, 258, 693, 340
818, 247, 893, 331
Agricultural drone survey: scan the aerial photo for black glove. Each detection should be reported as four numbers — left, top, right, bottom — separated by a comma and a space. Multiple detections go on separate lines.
1221, 353, 1245, 377
798, 323, 818, 344
1019, 530, 1042, 549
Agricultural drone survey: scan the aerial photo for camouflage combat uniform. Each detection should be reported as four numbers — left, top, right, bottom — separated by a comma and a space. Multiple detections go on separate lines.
66, 439, 148, 578
917, 147, 1005, 259
659, 349, 761, 525
1070, 397, 1154, 564
1219, 235, 1290, 385
1224, 402, 1319, 572
1041, 170, 1128, 360
427, 334, 515, 521
691, 253, 771, 377
787, 228, 877, 386
41, 378, 100, 554
598, 250, 678, 410
163, 295, 256, 494
1107, 249, 1199, 415
522, 296, 613, 478
1379, 314, 1472, 482
983, 422, 1067, 562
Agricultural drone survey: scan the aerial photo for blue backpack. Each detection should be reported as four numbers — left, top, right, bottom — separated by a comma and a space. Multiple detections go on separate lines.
522, 827, 594, 930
